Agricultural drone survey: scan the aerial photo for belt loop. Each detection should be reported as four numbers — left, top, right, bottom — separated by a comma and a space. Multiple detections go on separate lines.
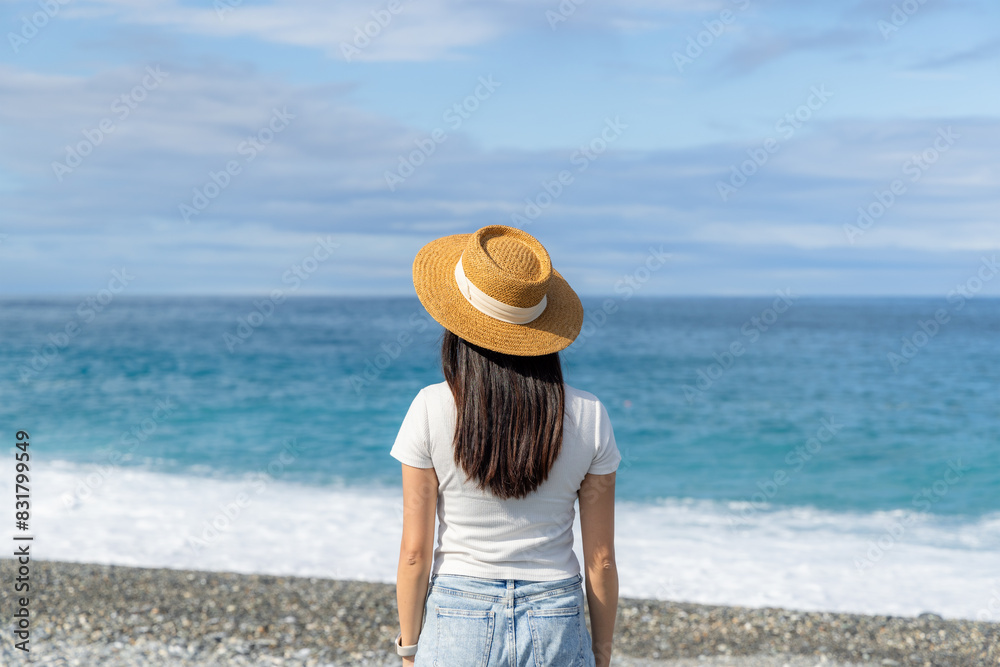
507, 579, 514, 590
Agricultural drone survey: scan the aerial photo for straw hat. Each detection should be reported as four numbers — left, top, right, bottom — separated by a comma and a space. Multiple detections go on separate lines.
413, 225, 583, 356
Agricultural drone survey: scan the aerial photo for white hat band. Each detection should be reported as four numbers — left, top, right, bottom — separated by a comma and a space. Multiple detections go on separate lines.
454, 253, 547, 325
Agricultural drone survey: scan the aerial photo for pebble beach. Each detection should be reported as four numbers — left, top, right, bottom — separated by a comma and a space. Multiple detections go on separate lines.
1, 559, 996, 666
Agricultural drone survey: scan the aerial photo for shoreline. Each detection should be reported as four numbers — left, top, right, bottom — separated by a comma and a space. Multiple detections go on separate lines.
0, 558, 996, 666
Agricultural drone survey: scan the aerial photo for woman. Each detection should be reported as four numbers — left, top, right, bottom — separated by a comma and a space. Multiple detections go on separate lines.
389, 225, 621, 667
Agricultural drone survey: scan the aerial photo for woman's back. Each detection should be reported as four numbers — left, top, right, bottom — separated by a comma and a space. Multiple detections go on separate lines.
390, 380, 621, 581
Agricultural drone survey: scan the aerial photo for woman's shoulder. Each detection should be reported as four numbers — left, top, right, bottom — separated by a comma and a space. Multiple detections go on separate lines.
563, 382, 602, 402
419, 380, 449, 393
414, 381, 452, 405
563, 383, 609, 418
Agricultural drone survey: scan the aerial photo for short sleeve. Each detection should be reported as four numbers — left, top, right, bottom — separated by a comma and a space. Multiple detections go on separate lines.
587, 400, 621, 475
389, 389, 434, 469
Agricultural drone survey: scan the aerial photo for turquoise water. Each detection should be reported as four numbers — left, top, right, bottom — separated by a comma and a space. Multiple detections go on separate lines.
2, 295, 997, 518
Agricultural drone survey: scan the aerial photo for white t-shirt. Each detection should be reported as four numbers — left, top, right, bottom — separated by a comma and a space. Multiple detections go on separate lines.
390, 381, 621, 581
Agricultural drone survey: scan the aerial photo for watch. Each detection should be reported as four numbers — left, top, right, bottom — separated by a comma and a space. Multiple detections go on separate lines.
394, 631, 418, 657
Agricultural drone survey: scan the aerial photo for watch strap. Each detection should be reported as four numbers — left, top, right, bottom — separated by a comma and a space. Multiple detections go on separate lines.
395, 631, 418, 657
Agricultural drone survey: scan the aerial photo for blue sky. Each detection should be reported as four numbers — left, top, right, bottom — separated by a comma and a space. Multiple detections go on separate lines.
0, 0, 997, 295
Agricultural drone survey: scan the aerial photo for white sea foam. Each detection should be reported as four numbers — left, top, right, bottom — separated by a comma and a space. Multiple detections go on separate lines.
6, 459, 999, 622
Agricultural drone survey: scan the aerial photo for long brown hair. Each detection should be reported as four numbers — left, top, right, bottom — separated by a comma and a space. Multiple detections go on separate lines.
441, 330, 565, 500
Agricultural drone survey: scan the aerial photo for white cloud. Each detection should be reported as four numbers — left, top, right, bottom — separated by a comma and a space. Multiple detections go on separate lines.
50, 0, 756, 62
63, 0, 503, 61
0, 61, 998, 294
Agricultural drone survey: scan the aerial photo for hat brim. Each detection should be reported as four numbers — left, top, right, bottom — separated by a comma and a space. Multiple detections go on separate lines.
413, 233, 583, 356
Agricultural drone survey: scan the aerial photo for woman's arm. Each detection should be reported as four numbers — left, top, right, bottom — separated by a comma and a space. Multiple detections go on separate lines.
396, 463, 438, 664
579, 471, 618, 667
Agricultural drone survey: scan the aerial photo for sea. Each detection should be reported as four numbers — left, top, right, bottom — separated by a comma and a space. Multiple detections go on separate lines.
1, 295, 998, 621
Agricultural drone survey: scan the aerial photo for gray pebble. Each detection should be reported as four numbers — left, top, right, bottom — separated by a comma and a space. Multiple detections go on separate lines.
1, 559, 996, 667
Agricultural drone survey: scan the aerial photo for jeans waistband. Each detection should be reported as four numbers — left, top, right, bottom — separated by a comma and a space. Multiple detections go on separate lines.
428, 571, 583, 604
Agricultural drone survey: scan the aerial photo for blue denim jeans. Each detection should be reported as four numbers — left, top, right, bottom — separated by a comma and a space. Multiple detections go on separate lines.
414, 572, 596, 667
